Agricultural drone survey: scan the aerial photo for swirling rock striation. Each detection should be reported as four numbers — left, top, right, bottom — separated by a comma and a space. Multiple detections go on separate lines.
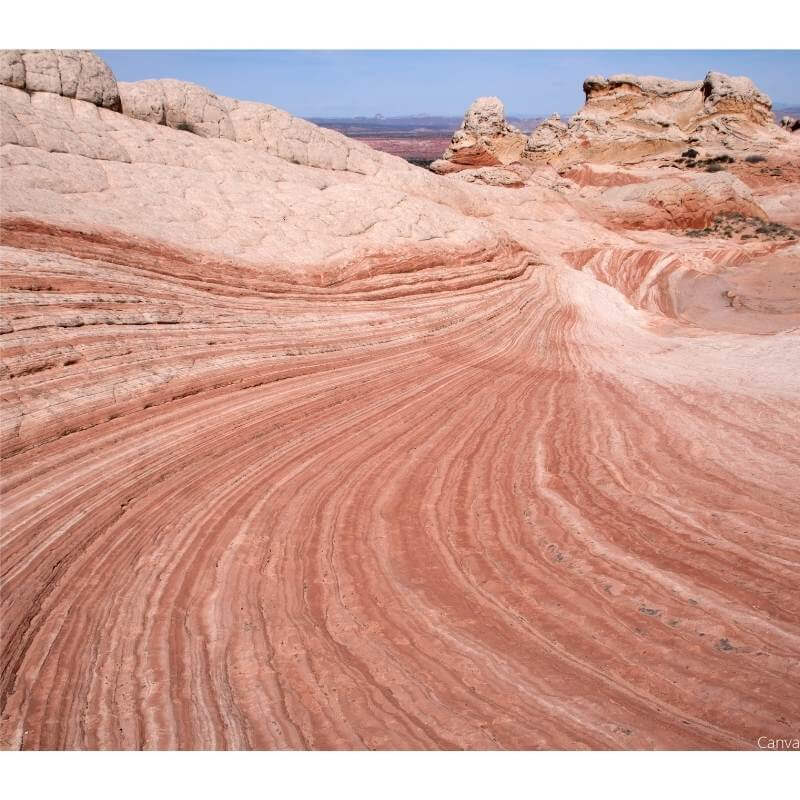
1, 53, 800, 751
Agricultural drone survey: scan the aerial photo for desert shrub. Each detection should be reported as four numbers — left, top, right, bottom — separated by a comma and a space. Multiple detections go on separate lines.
682, 148, 698, 159
705, 163, 724, 172
745, 154, 766, 163
406, 158, 433, 170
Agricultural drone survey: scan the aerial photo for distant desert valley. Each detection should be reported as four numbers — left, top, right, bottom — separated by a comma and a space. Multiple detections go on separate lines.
313, 113, 551, 165
1, 50, 799, 750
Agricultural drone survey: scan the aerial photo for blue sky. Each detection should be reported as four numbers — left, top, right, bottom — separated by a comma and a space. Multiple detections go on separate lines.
98, 50, 800, 118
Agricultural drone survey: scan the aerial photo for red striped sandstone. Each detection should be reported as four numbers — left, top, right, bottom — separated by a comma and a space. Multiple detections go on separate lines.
1, 57, 799, 750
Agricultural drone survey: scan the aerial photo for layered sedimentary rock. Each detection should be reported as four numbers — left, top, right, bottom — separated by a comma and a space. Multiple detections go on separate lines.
701, 71, 773, 124
525, 71, 787, 166
0, 83, 495, 283
576, 170, 768, 230
432, 71, 787, 174
2, 53, 800, 751
430, 96, 528, 173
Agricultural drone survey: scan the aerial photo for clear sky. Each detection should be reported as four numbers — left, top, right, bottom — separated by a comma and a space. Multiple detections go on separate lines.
97, 50, 800, 118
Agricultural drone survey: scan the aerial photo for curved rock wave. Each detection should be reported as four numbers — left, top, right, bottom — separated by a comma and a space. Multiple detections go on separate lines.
3, 225, 799, 749
2, 55, 799, 751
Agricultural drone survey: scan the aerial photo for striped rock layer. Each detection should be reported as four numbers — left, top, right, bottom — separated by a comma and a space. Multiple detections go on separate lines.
1, 60, 800, 750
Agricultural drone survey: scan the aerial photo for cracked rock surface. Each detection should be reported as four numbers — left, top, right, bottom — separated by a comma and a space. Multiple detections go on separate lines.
0, 49, 120, 110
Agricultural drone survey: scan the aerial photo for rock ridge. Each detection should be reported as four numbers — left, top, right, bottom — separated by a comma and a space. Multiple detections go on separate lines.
525, 70, 784, 166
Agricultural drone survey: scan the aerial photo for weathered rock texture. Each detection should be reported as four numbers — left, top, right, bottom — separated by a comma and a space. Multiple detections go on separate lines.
430, 96, 527, 173
2, 54, 800, 751
0, 49, 120, 110
525, 71, 787, 165
701, 71, 773, 124
121, 77, 395, 168
119, 79, 234, 138
581, 170, 768, 230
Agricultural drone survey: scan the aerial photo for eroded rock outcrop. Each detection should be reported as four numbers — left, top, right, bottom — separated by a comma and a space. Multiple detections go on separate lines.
701, 71, 773, 125
430, 96, 527, 173
0, 49, 120, 110
526, 70, 787, 166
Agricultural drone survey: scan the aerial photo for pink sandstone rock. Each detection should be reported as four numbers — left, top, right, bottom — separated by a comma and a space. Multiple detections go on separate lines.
583, 170, 767, 230
1, 51, 800, 753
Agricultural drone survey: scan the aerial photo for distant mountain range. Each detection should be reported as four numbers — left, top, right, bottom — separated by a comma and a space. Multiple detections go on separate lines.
309, 113, 576, 136
312, 106, 799, 137
774, 105, 800, 120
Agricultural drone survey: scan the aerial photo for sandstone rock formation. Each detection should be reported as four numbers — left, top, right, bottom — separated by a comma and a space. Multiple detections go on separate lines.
116, 77, 498, 227
701, 70, 773, 124
2, 52, 800, 752
525, 70, 787, 166
580, 170, 767, 230
0, 49, 120, 110
119, 79, 235, 139
430, 96, 527, 173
